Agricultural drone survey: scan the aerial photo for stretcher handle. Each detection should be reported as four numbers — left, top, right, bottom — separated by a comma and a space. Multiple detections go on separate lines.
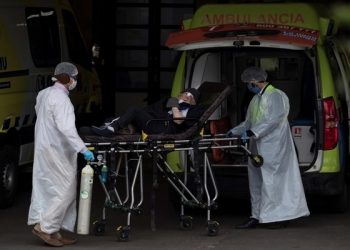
248, 154, 264, 168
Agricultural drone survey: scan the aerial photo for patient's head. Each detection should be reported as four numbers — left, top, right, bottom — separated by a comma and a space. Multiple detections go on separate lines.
179, 88, 200, 105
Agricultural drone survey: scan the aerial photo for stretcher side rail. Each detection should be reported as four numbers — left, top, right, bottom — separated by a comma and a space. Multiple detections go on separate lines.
84, 135, 261, 165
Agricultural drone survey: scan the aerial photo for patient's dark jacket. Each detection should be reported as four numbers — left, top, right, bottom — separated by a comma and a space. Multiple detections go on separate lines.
117, 98, 206, 134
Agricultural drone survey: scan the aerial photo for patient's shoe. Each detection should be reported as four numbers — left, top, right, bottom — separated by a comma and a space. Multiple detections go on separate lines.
91, 125, 115, 137
104, 117, 120, 126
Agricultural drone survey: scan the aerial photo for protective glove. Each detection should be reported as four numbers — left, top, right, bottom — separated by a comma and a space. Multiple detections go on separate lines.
166, 97, 180, 108
241, 130, 254, 143
241, 131, 249, 143
83, 150, 95, 161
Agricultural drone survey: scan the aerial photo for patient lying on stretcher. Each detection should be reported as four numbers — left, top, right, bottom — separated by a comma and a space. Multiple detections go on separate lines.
91, 88, 206, 137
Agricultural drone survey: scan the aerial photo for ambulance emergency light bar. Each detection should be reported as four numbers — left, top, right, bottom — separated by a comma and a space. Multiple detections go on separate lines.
166, 23, 320, 50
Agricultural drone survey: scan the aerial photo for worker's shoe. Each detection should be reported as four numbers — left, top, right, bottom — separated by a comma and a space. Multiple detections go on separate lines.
91, 125, 115, 137
235, 218, 259, 229
263, 220, 289, 229
52, 232, 78, 245
32, 224, 63, 247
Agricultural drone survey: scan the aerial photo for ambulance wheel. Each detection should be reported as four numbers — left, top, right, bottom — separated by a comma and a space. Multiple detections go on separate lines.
180, 215, 193, 230
0, 146, 19, 209
207, 220, 220, 236
93, 220, 106, 236
117, 225, 130, 242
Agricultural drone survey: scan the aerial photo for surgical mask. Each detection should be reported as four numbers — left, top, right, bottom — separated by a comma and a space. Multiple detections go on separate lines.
68, 79, 77, 91
247, 83, 261, 94
179, 102, 191, 110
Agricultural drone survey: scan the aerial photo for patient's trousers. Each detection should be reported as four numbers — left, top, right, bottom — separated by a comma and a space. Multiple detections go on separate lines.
111, 106, 170, 134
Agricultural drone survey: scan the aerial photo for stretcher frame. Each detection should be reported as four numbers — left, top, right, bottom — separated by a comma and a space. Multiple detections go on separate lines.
84, 134, 263, 241
80, 82, 263, 241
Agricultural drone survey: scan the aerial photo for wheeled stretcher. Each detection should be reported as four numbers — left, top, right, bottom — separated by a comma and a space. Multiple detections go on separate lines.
79, 82, 263, 241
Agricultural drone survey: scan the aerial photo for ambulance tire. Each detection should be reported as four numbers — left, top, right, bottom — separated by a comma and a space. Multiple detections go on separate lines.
0, 146, 19, 209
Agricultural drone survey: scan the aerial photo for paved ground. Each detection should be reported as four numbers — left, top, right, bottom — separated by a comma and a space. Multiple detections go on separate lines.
1, 170, 350, 250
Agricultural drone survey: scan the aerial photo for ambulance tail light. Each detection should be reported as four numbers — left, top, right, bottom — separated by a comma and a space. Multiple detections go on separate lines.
323, 97, 338, 150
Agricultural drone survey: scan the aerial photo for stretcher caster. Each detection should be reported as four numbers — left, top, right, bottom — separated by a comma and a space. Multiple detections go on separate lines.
117, 225, 130, 242
207, 220, 220, 236
179, 215, 193, 230
250, 154, 264, 168
93, 220, 106, 236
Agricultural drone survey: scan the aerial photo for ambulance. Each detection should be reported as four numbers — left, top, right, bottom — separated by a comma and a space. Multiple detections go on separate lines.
166, 3, 350, 212
0, 0, 102, 208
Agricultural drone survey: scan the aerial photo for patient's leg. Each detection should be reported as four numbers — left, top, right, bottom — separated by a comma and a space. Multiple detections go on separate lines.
91, 106, 166, 136
113, 107, 150, 131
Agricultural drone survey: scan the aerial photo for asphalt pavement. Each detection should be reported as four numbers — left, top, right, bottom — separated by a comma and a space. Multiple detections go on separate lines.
1, 170, 350, 250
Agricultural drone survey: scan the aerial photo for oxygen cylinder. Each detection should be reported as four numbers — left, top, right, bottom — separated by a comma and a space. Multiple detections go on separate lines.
77, 163, 94, 235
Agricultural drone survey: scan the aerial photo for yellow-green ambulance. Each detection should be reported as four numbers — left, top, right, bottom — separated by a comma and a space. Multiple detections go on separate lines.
166, 3, 350, 212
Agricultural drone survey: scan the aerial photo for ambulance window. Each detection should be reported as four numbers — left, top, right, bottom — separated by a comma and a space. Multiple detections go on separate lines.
190, 52, 221, 89
26, 8, 60, 67
62, 10, 90, 70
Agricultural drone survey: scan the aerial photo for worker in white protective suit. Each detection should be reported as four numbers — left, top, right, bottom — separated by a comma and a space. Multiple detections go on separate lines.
27, 62, 95, 247
227, 66, 310, 229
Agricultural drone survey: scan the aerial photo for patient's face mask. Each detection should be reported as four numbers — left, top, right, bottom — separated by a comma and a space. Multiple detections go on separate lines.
179, 102, 191, 110
247, 82, 261, 94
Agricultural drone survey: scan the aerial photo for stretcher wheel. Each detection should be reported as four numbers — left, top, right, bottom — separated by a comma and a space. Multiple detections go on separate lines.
179, 215, 193, 230
207, 220, 220, 236
117, 225, 130, 242
93, 220, 106, 236
250, 154, 264, 168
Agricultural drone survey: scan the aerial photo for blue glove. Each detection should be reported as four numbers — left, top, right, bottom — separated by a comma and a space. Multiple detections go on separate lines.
83, 150, 95, 161
241, 131, 249, 143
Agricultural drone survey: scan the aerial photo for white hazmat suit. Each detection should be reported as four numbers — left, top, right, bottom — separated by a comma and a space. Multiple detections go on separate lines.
230, 84, 310, 223
27, 81, 87, 234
